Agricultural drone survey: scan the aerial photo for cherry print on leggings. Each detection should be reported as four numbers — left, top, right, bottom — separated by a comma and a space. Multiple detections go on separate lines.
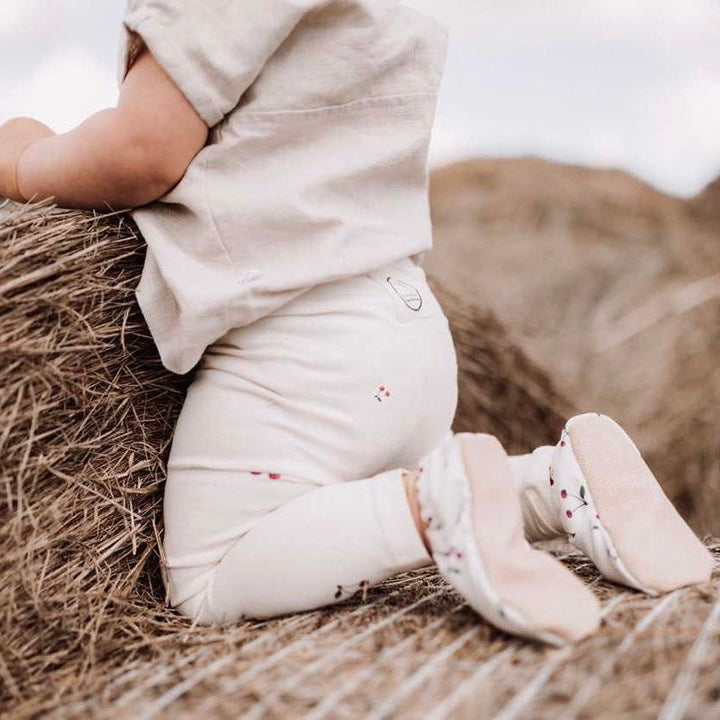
248, 470, 282, 479
374, 384, 391, 402
334, 579, 370, 601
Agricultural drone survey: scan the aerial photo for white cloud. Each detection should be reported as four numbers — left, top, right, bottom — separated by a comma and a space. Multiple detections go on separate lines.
405, 0, 720, 195
0, 0, 39, 38
1, 47, 117, 133
2, 1, 720, 196
408, 0, 720, 43
633, 71, 720, 194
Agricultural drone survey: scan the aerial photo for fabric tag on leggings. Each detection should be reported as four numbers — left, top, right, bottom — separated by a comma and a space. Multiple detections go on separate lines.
366, 268, 435, 323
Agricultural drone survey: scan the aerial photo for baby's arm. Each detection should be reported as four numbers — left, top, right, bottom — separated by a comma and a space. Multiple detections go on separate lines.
0, 45, 209, 210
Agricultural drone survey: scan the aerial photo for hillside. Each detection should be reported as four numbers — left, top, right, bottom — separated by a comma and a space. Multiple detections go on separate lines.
426, 157, 720, 532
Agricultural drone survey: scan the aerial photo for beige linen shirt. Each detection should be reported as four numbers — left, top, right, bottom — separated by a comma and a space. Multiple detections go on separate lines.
117, 0, 449, 374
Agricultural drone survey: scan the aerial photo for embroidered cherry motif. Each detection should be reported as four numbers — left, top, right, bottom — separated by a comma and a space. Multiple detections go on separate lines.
334, 579, 370, 600
562, 486, 589, 515
375, 384, 392, 401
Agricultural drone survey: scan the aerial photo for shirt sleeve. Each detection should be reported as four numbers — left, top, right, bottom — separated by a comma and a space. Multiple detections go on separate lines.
117, 0, 321, 128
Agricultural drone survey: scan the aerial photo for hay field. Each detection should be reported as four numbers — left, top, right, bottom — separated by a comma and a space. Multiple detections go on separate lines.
427, 157, 720, 536
1, 198, 718, 719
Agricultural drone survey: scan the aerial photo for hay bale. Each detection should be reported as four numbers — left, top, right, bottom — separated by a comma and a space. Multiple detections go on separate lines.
427, 157, 720, 535
1, 199, 717, 719
430, 280, 572, 452
0, 199, 189, 713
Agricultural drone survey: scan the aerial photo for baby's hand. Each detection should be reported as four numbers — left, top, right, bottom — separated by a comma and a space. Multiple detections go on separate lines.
0, 117, 55, 201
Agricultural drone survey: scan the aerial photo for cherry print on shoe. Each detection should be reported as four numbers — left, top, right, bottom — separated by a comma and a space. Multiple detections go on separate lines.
550, 413, 714, 595
551, 424, 652, 592
433, 546, 465, 572
416, 432, 601, 646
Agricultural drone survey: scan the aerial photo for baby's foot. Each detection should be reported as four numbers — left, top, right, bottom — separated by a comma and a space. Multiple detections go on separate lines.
416, 433, 600, 645
549, 413, 714, 594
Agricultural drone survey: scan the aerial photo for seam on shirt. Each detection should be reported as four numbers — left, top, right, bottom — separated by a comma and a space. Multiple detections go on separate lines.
200, 148, 238, 275
229, 91, 437, 119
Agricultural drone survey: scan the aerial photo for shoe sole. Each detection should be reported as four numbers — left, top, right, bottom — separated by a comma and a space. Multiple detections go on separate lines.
552, 413, 714, 594
419, 433, 599, 645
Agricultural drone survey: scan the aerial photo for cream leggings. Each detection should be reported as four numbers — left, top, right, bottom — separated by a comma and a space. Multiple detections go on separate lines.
162, 257, 459, 624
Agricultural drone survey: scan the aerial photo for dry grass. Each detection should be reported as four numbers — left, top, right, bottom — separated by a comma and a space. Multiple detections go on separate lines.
1, 199, 718, 719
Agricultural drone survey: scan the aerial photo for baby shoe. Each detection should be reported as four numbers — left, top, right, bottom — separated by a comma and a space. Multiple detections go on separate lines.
416, 432, 601, 645
511, 412, 714, 595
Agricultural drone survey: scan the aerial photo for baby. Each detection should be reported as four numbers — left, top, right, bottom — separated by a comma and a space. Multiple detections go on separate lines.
0, 0, 712, 646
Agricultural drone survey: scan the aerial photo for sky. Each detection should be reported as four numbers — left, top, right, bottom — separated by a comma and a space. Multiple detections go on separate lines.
2, 1, 720, 197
